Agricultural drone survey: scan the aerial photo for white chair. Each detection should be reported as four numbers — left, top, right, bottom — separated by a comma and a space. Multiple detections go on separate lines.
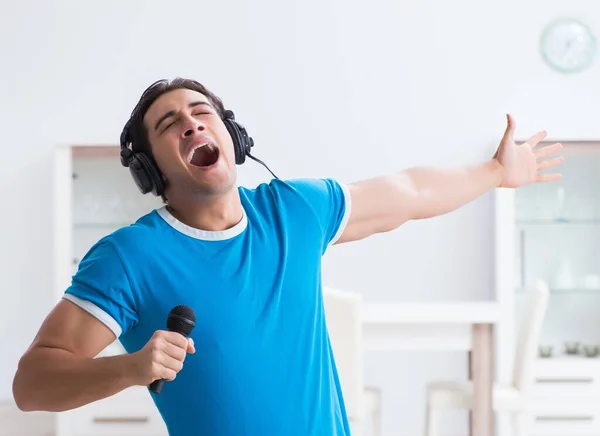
323, 287, 382, 436
423, 279, 550, 436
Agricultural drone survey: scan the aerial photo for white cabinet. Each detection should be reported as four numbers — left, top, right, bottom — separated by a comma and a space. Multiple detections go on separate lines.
496, 140, 600, 435
62, 387, 167, 436
529, 358, 600, 435
53, 144, 166, 436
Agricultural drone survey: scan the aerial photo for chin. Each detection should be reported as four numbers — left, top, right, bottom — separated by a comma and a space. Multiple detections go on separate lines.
192, 168, 237, 196
165, 165, 236, 200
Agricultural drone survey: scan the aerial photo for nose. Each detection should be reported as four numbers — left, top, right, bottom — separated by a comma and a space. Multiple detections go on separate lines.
181, 116, 205, 138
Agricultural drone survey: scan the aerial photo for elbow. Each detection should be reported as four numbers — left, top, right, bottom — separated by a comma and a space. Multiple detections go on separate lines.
13, 397, 36, 413
12, 371, 33, 412
12, 357, 43, 412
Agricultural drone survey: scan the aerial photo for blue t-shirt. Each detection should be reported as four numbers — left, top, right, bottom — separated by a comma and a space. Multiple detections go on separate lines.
63, 178, 352, 436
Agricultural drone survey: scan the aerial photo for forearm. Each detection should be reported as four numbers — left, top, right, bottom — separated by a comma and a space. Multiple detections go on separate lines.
400, 159, 503, 219
13, 346, 138, 412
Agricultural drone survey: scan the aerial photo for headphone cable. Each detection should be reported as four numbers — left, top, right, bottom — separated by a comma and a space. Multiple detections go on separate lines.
247, 153, 279, 180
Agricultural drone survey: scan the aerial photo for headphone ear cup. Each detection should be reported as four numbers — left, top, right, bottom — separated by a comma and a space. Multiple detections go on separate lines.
224, 117, 247, 165
129, 153, 165, 197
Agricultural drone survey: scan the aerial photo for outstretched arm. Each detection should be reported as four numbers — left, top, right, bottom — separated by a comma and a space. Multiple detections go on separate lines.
336, 114, 564, 244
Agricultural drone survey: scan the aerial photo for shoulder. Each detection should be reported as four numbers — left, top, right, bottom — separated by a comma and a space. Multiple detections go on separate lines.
239, 178, 351, 249
65, 219, 159, 338
240, 178, 349, 207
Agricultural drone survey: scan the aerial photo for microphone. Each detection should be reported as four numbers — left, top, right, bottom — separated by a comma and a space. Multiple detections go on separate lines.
149, 304, 196, 395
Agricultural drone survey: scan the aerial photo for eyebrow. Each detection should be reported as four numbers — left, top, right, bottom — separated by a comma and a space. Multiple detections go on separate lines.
154, 101, 214, 131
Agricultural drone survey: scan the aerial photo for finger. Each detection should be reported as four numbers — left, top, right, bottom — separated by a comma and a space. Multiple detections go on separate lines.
153, 330, 187, 347
161, 367, 178, 381
151, 352, 183, 380
536, 173, 563, 183
535, 142, 562, 158
162, 341, 188, 362
537, 156, 565, 171
160, 354, 185, 374
501, 113, 516, 143
163, 331, 190, 350
524, 130, 548, 148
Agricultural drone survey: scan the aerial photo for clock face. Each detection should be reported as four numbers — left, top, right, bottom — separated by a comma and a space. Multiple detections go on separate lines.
540, 18, 597, 73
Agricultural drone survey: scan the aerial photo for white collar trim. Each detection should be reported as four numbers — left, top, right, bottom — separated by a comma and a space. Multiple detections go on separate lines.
156, 205, 247, 241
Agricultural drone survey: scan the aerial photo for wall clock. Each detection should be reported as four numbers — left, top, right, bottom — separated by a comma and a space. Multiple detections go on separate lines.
540, 18, 597, 73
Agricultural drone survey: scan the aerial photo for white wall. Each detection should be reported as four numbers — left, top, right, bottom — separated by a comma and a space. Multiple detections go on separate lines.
2, 0, 600, 434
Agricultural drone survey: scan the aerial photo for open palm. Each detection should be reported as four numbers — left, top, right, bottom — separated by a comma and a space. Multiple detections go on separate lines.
494, 114, 564, 188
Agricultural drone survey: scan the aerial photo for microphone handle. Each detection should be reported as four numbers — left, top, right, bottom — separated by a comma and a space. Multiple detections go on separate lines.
148, 329, 192, 394
148, 328, 190, 394
149, 378, 166, 394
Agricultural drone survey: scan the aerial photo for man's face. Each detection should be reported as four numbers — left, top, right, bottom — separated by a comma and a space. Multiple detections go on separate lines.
143, 88, 237, 198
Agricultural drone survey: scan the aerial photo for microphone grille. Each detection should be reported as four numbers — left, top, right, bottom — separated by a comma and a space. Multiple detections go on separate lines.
167, 305, 196, 336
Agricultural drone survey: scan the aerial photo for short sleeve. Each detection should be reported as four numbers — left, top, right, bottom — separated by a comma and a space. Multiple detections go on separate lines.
63, 238, 139, 338
285, 178, 352, 252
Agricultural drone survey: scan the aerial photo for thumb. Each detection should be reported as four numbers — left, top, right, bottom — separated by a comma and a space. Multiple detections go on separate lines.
187, 337, 195, 354
501, 113, 515, 143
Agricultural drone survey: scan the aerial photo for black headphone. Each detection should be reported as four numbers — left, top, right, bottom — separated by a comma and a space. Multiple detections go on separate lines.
119, 109, 268, 197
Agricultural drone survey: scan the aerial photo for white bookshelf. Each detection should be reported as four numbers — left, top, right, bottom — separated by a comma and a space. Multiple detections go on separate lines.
495, 140, 600, 436
53, 144, 167, 436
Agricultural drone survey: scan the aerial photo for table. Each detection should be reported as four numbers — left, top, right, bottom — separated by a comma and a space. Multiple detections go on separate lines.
362, 302, 501, 436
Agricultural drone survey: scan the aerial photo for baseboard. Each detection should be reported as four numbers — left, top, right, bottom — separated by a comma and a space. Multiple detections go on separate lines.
394, 434, 468, 436
0, 402, 54, 436
0, 402, 470, 436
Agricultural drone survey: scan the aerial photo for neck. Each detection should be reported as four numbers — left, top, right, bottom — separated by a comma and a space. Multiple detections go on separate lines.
165, 188, 243, 232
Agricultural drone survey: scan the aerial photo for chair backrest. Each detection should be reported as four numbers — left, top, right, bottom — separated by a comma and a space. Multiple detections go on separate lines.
322, 287, 364, 421
512, 279, 550, 394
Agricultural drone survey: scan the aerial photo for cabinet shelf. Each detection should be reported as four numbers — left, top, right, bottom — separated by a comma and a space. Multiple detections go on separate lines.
516, 219, 600, 225
516, 287, 600, 294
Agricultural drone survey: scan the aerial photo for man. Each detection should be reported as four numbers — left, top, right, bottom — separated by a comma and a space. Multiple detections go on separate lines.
12, 78, 563, 435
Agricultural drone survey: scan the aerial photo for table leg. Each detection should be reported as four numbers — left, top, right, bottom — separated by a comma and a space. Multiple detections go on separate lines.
468, 350, 472, 436
470, 323, 494, 436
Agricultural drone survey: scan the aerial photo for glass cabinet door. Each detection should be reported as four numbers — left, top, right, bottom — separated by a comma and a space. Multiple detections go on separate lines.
514, 141, 600, 359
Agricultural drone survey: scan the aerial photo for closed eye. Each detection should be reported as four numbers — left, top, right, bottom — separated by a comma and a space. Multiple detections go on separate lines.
155, 101, 215, 133
161, 112, 213, 133
163, 120, 178, 132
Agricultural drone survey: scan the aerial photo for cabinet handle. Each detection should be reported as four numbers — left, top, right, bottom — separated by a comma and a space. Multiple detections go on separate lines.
536, 415, 594, 422
93, 416, 149, 424
535, 377, 594, 383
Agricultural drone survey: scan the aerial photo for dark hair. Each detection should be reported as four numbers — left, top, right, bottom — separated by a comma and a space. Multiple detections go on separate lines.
126, 78, 226, 202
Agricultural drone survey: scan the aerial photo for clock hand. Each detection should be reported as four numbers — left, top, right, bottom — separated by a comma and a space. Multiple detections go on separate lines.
562, 38, 575, 59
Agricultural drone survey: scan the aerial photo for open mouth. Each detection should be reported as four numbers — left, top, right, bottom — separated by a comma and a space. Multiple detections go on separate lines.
188, 143, 220, 168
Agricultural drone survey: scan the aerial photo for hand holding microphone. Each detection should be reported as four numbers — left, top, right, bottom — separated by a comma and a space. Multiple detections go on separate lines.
130, 305, 196, 394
